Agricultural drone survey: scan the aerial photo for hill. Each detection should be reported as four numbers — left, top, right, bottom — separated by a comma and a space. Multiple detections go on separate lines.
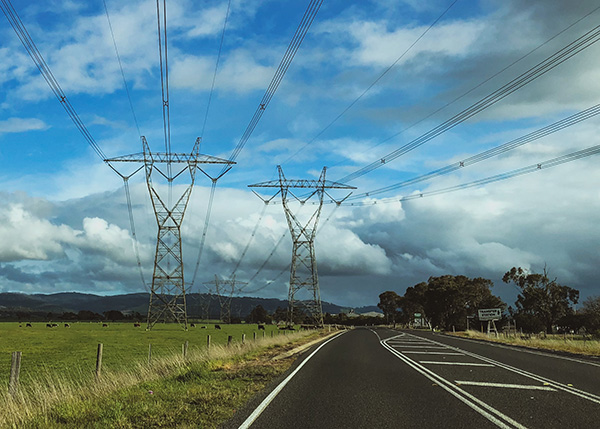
0, 292, 380, 320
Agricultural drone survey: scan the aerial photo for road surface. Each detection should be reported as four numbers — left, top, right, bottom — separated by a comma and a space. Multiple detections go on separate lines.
225, 328, 600, 428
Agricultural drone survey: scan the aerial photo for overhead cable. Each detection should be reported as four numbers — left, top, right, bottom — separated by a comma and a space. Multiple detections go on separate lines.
219, 0, 324, 174
201, 0, 231, 140
280, 0, 460, 165
348, 103, 600, 200
340, 144, 600, 206
103, 0, 141, 138
0, 0, 107, 161
336, 21, 600, 183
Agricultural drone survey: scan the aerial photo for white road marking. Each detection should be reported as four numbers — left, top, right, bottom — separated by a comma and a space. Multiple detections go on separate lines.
402, 351, 464, 355
420, 361, 495, 367
392, 344, 448, 348
441, 333, 600, 368
381, 340, 527, 429
238, 331, 346, 429
406, 333, 600, 405
455, 381, 556, 391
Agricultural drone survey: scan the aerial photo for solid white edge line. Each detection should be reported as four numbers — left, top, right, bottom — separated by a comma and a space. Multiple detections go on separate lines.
381, 340, 525, 429
454, 381, 556, 391
238, 331, 346, 429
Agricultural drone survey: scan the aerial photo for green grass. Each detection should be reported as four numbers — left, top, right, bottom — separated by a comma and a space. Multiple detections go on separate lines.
0, 322, 288, 389
0, 328, 329, 428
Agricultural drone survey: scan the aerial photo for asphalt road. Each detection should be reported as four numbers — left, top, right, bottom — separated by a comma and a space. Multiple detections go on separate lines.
225, 328, 600, 428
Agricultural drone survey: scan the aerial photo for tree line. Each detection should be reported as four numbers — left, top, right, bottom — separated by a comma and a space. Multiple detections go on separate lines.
378, 267, 600, 336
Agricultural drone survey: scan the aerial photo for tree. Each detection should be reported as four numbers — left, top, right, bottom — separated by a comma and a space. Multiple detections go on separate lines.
581, 296, 600, 336
503, 266, 579, 334
378, 291, 401, 326
103, 310, 125, 321
246, 305, 271, 324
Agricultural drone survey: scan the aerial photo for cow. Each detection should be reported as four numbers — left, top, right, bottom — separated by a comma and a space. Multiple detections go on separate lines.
46, 323, 53, 328
200, 326, 207, 329
52, 323, 58, 327
215, 324, 221, 330
102, 323, 109, 327
26, 323, 32, 327
190, 323, 196, 328
257, 324, 266, 330
133, 323, 141, 328
64, 323, 70, 328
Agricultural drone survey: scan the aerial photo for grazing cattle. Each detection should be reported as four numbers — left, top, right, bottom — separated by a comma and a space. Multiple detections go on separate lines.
64, 323, 70, 328
257, 324, 265, 330
26, 323, 32, 327
190, 323, 196, 328
46, 323, 53, 328
102, 323, 109, 327
133, 323, 141, 328
200, 326, 206, 329
215, 324, 221, 330
52, 323, 58, 327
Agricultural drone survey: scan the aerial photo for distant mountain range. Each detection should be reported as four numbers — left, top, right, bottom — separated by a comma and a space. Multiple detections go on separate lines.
0, 292, 380, 319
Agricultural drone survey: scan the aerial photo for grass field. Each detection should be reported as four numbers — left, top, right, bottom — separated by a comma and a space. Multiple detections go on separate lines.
0, 321, 288, 389
0, 324, 329, 428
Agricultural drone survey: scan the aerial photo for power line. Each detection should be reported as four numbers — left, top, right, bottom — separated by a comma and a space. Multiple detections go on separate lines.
336, 20, 600, 183
348, 103, 600, 200
0, 0, 107, 161
219, 0, 324, 174
324, 4, 600, 171
339, 144, 600, 206
103, 0, 141, 138
201, 0, 231, 140
280, 0, 460, 166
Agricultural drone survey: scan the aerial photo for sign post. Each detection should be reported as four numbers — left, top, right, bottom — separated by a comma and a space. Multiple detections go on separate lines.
478, 308, 501, 336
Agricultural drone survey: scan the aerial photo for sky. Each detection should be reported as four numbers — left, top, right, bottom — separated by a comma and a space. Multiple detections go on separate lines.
1, 0, 600, 309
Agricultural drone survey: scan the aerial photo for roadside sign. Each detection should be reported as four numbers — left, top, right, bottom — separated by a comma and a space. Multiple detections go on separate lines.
478, 308, 501, 321
414, 313, 421, 318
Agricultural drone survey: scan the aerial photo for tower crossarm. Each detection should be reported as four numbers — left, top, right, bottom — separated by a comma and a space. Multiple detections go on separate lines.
249, 179, 355, 189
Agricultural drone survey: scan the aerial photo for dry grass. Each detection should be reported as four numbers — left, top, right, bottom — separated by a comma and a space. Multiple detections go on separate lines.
450, 329, 600, 356
0, 329, 324, 428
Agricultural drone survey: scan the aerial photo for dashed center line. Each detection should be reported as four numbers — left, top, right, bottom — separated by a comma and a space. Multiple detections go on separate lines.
403, 351, 464, 355
455, 381, 557, 391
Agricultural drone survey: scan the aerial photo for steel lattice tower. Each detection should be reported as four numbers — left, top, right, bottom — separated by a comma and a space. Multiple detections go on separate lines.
105, 137, 234, 330
249, 166, 355, 326
205, 275, 246, 323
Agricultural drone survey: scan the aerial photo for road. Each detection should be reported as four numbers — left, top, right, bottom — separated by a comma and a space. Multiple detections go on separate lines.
225, 328, 600, 428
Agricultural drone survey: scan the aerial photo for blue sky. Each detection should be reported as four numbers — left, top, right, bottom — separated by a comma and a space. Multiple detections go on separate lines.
1, 0, 600, 309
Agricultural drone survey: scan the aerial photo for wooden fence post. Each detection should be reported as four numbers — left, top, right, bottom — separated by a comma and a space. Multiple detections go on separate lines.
148, 344, 152, 365
271, 330, 274, 338
227, 335, 233, 346
9, 351, 22, 396
95, 344, 103, 379
262, 331, 265, 339
242, 334, 246, 344
183, 341, 189, 359
207, 335, 211, 349
253, 332, 257, 341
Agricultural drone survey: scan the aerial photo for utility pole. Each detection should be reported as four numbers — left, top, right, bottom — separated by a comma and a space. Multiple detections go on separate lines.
205, 275, 246, 323
105, 137, 234, 330
249, 166, 355, 326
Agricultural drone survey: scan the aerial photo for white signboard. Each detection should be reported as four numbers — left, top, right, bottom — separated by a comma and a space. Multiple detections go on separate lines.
478, 308, 501, 321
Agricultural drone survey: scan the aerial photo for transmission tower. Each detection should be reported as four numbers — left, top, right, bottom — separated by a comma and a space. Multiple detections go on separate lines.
249, 166, 355, 326
105, 137, 234, 330
205, 275, 246, 323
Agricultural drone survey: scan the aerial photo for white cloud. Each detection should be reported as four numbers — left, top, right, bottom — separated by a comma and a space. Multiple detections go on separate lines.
0, 117, 49, 134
